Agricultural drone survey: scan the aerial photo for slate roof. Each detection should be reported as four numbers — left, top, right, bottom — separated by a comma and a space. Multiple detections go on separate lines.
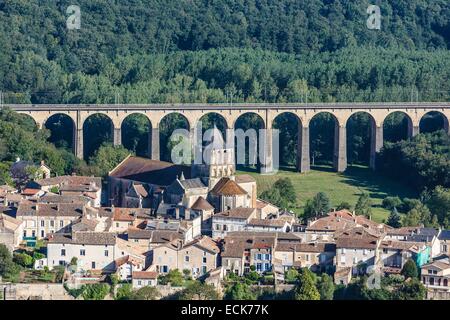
439, 230, 450, 241
214, 207, 256, 220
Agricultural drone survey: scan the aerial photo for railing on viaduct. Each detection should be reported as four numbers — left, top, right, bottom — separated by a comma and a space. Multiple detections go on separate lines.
5, 102, 450, 173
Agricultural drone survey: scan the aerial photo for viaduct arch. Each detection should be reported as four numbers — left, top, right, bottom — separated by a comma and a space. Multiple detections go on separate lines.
8, 102, 450, 173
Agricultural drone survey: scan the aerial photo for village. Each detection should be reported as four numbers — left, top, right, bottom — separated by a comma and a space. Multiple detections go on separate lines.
0, 136, 449, 301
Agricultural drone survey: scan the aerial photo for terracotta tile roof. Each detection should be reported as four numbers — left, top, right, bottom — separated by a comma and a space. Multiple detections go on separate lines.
215, 207, 256, 220
72, 217, 98, 232
133, 184, 149, 197
115, 255, 143, 267
210, 178, 247, 196
113, 208, 137, 222
222, 233, 277, 258
39, 194, 92, 204
335, 227, 381, 249
109, 156, 190, 187
22, 188, 41, 196
248, 218, 286, 228
35, 175, 102, 188
17, 202, 84, 217
132, 271, 158, 279
191, 196, 214, 211
48, 232, 117, 245
276, 242, 336, 253
0, 213, 22, 232
185, 236, 220, 254
380, 240, 425, 251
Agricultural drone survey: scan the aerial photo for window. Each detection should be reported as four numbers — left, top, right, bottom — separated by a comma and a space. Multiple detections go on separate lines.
202, 257, 207, 264
105, 250, 109, 257
116, 223, 120, 228
138, 280, 142, 286
50, 220, 54, 227
223, 225, 227, 231
80, 249, 86, 256
428, 270, 433, 274
256, 263, 262, 271
185, 255, 189, 262
91, 262, 96, 269
264, 263, 271, 271
41, 220, 45, 227
341, 248, 346, 254
162, 265, 168, 273
32, 230, 36, 237
363, 249, 368, 256
353, 257, 357, 264
202, 266, 207, 274
430, 277, 434, 285
60, 221, 64, 227
443, 245, 448, 252
215, 224, 220, 231
61, 249, 66, 256
23, 230, 26, 238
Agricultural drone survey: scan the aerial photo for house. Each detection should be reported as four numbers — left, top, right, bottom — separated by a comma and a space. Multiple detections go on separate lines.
31, 175, 102, 207
190, 196, 215, 235
115, 255, 146, 281
150, 236, 220, 278
211, 207, 257, 239
255, 199, 279, 220
379, 240, 430, 274
221, 232, 278, 276
0, 185, 18, 205
438, 230, 450, 256
10, 159, 51, 186
246, 218, 291, 233
305, 210, 389, 242
46, 231, 120, 272
16, 202, 84, 239
132, 271, 159, 289
421, 256, 450, 300
334, 267, 352, 285
335, 227, 382, 276
386, 227, 440, 259
208, 177, 250, 212
0, 212, 24, 252
274, 242, 336, 273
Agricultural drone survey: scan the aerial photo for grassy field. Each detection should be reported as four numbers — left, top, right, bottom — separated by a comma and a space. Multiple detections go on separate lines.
237, 165, 417, 223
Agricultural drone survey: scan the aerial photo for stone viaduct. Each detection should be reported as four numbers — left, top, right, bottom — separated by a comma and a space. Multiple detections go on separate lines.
7, 102, 450, 174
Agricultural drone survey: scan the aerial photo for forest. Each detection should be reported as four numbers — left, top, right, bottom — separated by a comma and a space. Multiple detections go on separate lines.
0, 0, 449, 226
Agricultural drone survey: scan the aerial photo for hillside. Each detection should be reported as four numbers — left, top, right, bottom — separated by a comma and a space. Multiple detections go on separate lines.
1, 0, 450, 103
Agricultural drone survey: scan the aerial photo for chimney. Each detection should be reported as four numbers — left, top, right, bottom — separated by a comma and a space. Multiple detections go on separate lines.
40, 160, 45, 166
185, 209, 190, 220
15, 157, 20, 163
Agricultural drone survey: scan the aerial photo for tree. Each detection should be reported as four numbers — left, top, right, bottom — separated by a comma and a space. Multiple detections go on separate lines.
0, 244, 19, 279
425, 186, 450, 227
178, 281, 219, 300
401, 259, 418, 279
273, 178, 297, 206
303, 192, 331, 220
132, 286, 161, 300
387, 207, 402, 228
336, 202, 352, 211
284, 268, 299, 283
225, 282, 256, 300
317, 274, 334, 300
294, 269, 320, 300
88, 144, 131, 177
13, 252, 33, 268
393, 279, 426, 300
82, 283, 110, 300
355, 193, 372, 218
382, 197, 402, 210
115, 283, 133, 300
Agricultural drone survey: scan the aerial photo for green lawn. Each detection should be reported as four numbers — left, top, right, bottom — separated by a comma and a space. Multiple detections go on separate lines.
237, 165, 417, 223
